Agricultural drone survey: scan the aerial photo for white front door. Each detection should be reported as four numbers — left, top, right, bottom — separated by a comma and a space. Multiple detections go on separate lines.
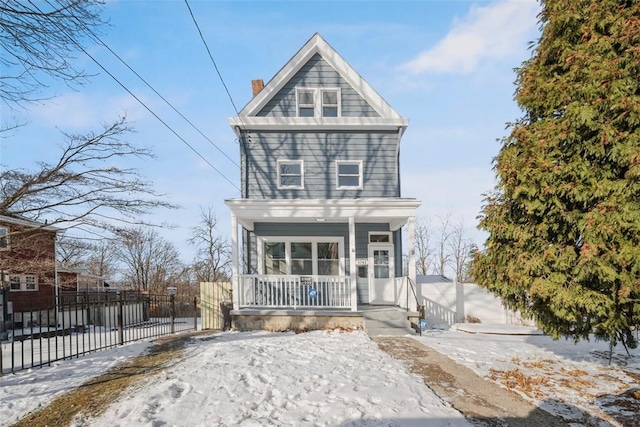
368, 244, 395, 304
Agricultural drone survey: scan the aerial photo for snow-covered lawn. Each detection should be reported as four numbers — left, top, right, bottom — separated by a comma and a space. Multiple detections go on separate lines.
1, 326, 638, 426
415, 325, 640, 425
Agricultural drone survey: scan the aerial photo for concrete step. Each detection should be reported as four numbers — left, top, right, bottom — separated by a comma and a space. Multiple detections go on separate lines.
364, 318, 412, 329
361, 308, 408, 321
366, 326, 416, 337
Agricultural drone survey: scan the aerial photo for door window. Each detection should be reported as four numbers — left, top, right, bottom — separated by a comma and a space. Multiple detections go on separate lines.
373, 249, 390, 279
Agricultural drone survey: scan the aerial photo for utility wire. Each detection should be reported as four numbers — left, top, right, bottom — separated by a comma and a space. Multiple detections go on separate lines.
35, 1, 240, 191
183, 0, 246, 125
86, 32, 240, 169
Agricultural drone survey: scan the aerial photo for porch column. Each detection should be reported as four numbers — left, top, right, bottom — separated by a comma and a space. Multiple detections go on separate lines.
230, 213, 239, 311
407, 216, 418, 312
348, 216, 357, 311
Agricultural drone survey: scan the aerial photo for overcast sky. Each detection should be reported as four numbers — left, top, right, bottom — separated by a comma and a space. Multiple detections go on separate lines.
1, 0, 541, 263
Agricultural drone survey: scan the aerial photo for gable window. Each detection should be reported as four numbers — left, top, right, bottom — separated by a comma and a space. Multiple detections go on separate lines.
297, 89, 315, 117
321, 89, 339, 117
296, 88, 341, 117
0, 227, 8, 250
336, 160, 363, 189
277, 160, 304, 189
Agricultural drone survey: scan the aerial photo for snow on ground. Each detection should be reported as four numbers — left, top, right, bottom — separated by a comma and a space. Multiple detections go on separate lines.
414, 325, 640, 425
83, 330, 469, 427
3, 325, 639, 426
0, 340, 152, 426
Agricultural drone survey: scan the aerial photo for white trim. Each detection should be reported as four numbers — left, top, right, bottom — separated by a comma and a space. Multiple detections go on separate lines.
257, 236, 345, 276
228, 116, 408, 135
368, 231, 392, 243
321, 88, 341, 117
296, 87, 316, 117
9, 274, 39, 292
225, 198, 421, 231
276, 159, 304, 189
336, 160, 363, 190
0, 214, 62, 231
238, 34, 402, 119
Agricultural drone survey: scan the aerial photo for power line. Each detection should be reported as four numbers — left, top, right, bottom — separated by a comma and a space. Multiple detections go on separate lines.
86, 32, 240, 169
35, 1, 240, 191
183, 0, 245, 122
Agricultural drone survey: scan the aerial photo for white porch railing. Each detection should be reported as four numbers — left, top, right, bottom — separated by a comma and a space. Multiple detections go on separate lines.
237, 275, 353, 310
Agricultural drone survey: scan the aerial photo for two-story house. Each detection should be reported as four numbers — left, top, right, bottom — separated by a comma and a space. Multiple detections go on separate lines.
0, 214, 61, 328
225, 34, 421, 330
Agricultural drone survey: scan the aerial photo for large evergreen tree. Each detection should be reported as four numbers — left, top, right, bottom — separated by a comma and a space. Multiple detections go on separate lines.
473, 0, 640, 350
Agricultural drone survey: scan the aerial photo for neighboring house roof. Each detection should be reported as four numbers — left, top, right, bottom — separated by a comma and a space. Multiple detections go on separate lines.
229, 33, 408, 134
417, 275, 453, 284
0, 214, 62, 232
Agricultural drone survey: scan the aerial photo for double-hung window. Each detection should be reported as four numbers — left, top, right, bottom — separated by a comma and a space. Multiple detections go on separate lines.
296, 88, 341, 117
336, 160, 363, 189
277, 160, 304, 189
297, 89, 315, 117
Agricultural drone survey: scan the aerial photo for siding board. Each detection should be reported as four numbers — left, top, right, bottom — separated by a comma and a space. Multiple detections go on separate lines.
257, 54, 380, 118
243, 131, 399, 199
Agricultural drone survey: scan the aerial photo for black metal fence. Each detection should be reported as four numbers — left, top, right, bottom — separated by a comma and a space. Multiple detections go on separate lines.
0, 290, 198, 375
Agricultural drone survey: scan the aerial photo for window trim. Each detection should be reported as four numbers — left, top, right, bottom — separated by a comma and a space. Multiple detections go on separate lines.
277, 159, 304, 190
296, 87, 316, 117
0, 227, 9, 251
335, 160, 363, 190
8, 274, 38, 292
369, 232, 392, 243
257, 236, 345, 276
320, 88, 341, 117
296, 87, 341, 118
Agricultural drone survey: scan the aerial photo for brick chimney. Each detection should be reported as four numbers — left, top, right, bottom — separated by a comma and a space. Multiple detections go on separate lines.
252, 79, 264, 97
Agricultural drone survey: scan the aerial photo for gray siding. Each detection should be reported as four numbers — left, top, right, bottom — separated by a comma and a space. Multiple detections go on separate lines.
257, 54, 380, 118
243, 130, 399, 199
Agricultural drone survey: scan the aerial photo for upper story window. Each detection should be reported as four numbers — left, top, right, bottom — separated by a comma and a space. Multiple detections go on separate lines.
0, 227, 8, 250
296, 88, 341, 118
336, 160, 363, 189
277, 160, 304, 189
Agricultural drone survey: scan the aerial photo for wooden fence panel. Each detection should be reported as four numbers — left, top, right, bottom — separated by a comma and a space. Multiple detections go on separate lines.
200, 282, 232, 330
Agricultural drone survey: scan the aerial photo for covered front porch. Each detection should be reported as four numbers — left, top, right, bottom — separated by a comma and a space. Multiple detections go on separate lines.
226, 198, 421, 317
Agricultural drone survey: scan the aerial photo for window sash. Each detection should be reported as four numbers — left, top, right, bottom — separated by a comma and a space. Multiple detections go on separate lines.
260, 239, 343, 276
277, 160, 304, 189
0, 227, 8, 249
336, 161, 362, 189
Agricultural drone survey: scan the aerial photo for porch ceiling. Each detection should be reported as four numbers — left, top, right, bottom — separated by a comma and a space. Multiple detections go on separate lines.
225, 198, 421, 231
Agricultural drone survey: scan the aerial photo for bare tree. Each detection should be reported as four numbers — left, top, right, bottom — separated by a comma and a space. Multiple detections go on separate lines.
115, 227, 183, 293
56, 235, 93, 268
435, 214, 453, 277
448, 221, 474, 283
1, 0, 105, 106
85, 239, 117, 279
414, 216, 434, 276
0, 117, 175, 233
188, 207, 231, 283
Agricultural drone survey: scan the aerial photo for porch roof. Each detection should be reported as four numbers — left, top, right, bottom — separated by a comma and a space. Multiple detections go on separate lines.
225, 198, 421, 231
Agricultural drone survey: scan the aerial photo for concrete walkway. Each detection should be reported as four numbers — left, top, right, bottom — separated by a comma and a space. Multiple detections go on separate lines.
374, 336, 574, 427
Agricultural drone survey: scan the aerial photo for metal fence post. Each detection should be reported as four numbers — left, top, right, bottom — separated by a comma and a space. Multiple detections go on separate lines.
170, 294, 175, 334
193, 296, 197, 331
117, 291, 124, 345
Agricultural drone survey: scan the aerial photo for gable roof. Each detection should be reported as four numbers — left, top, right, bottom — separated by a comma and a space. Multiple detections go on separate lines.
230, 33, 407, 132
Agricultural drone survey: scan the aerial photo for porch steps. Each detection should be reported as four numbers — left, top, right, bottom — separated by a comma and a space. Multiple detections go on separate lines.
360, 306, 415, 337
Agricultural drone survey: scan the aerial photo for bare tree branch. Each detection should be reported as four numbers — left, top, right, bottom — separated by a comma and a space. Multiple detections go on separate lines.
0, 0, 106, 106
0, 117, 177, 234
188, 207, 231, 283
